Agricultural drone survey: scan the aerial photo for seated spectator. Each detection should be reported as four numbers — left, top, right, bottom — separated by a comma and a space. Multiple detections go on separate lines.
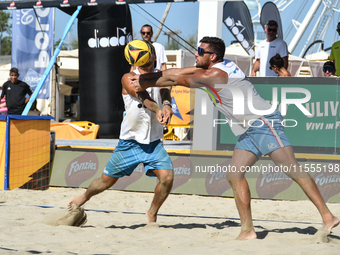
269, 53, 291, 77
323, 61, 337, 77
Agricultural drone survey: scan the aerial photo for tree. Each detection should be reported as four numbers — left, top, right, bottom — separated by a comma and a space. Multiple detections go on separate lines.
165, 32, 197, 52
0, 11, 11, 55
1, 36, 11, 55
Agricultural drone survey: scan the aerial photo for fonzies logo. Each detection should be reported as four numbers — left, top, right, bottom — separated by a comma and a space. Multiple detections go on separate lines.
88, 27, 132, 48
65, 152, 99, 187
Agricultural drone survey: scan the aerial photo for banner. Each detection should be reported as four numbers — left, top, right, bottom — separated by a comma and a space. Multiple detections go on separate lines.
77, 5, 132, 138
260, 1, 283, 40
217, 78, 340, 154
223, 1, 255, 57
12, 8, 54, 99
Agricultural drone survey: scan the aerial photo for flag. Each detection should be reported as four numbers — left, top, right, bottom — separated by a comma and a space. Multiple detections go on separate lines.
12, 8, 54, 99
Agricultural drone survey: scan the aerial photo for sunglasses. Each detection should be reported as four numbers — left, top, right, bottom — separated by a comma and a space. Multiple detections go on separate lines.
268, 28, 277, 33
337, 29, 340, 32
197, 47, 220, 56
141, 32, 151, 35
323, 67, 334, 73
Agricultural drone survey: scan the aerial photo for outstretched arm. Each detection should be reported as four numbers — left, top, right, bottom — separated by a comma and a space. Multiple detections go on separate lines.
133, 68, 229, 92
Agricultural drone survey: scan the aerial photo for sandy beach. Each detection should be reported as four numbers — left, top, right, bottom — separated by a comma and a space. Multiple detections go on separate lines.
0, 187, 340, 254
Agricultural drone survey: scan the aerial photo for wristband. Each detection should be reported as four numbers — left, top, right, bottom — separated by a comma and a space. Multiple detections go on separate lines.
163, 102, 172, 108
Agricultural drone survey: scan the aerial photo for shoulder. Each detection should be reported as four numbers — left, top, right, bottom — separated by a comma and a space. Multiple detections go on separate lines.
152, 42, 164, 50
193, 67, 228, 79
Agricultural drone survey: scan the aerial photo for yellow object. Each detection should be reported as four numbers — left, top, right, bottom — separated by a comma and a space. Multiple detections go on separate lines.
51, 121, 99, 140
124, 39, 151, 66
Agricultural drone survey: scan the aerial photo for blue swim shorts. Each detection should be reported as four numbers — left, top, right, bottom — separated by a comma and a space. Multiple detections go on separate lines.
103, 139, 173, 178
234, 109, 291, 159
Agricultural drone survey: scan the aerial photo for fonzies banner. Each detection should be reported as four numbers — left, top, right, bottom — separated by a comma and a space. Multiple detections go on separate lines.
223, 1, 255, 57
12, 8, 54, 99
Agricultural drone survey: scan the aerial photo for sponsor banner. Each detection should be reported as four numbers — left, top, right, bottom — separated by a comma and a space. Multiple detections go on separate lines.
223, 1, 255, 57
170, 87, 194, 125
260, 1, 283, 40
218, 81, 340, 154
1, 0, 194, 11
50, 150, 340, 202
78, 5, 132, 138
12, 8, 54, 99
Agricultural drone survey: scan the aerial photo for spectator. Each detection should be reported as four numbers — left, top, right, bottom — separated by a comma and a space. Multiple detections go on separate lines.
269, 53, 291, 77
0, 67, 32, 115
329, 22, 340, 76
251, 20, 288, 77
139, 24, 167, 71
323, 61, 337, 77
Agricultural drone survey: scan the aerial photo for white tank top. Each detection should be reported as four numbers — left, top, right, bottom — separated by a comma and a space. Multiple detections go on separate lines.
119, 68, 164, 144
212, 59, 246, 78
211, 61, 273, 136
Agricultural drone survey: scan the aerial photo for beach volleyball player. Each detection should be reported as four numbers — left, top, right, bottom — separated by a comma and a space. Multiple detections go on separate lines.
131, 36, 339, 239
68, 40, 198, 224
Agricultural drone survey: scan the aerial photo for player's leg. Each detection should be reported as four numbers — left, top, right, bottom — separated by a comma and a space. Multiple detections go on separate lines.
68, 174, 119, 209
269, 146, 339, 233
147, 169, 174, 223
228, 148, 258, 240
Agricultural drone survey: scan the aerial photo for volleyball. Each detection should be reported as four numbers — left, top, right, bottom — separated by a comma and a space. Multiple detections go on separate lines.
124, 40, 151, 66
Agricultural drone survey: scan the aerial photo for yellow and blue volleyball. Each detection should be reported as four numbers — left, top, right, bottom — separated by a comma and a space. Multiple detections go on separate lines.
124, 39, 151, 66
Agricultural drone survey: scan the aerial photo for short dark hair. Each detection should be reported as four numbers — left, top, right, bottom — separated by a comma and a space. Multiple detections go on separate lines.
10, 67, 19, 74
144, 40, 155, 55
323, 61, 335, 70
140, 24, 153, 33
269, 54, 284, 69
199, 36, 225, 61
266, 20, 278, 27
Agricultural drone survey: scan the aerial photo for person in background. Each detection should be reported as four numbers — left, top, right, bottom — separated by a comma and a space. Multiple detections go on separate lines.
134, 24, 167, 71
323, 61, 337, 77
269, 53, 292, 77
251, 20, 289, 77
0, 67, 32, 115
329, 22, 340, 76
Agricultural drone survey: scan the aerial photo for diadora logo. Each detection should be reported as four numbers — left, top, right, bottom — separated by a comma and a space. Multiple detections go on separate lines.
88, 27, 132, 48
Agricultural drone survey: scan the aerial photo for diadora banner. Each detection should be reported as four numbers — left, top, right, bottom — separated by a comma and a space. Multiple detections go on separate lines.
12, 8, 54, 99
217, 78, 340, 154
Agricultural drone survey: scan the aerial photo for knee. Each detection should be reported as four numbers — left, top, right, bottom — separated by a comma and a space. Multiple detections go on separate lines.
159, 171, 174, 187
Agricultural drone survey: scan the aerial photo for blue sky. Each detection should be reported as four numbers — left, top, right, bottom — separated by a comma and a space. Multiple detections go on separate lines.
54, 0, 340, 57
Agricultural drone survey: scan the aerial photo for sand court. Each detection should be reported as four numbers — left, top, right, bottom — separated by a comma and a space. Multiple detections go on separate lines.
0, 187, 340, 254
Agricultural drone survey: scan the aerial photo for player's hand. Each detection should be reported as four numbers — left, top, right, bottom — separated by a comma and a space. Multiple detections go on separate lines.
156, 109, 165, 124
130, 75, 144, 92
161, 105, 173, 125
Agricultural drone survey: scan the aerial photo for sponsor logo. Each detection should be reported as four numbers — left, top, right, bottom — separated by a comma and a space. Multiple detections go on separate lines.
88, 0, 98, 6
65, 152, 99, 186
8, 2, 16, 9
256, 170, 293, 199
60, 0, 70, 7
172, 157, 192, 191
88, 27, 132, 48
267, 143, 277, 150
204, 159, 232, 195
314, 168, 340, 202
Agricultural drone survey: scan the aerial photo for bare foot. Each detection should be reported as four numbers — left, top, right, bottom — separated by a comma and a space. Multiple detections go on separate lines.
322, 216, 339, 233
68, 194, 87, 211
146, 210, 157, 224
235, 230, 257, 241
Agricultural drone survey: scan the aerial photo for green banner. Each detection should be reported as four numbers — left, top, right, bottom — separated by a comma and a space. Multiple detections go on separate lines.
218, 78, 340, 154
